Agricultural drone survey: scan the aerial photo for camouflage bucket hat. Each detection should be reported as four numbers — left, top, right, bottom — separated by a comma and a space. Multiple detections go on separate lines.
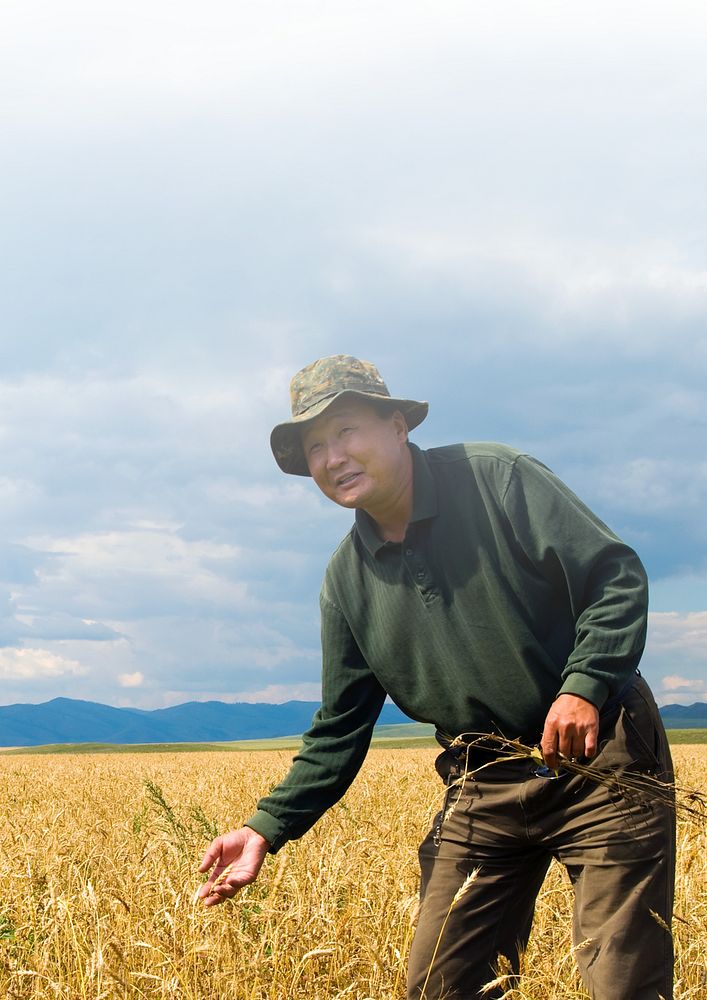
270, 354, 429, 476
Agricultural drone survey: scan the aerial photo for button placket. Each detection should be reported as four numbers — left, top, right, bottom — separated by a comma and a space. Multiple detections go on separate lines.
402, 534, 436, 602
404, 547, 428, 588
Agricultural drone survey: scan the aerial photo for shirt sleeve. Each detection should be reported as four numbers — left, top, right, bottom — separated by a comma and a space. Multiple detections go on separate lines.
245, 585, 387, 852
502, 454, 648, 710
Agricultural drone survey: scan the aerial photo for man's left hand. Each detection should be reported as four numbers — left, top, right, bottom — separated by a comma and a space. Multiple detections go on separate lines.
540, 694, 599, 770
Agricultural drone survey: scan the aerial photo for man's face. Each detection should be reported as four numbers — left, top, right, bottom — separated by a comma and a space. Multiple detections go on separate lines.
300, 398, 410, 514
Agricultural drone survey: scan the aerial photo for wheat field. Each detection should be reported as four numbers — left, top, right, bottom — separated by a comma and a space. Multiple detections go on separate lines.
0, 746, 705, 999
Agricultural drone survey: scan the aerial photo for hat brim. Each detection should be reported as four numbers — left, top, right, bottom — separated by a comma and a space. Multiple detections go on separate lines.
270, 390, 429, 476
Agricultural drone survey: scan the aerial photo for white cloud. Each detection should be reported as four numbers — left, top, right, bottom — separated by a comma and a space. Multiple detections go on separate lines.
358, 227, 707, 351
661, 675, 706, 692
163, 682, 323, 705
595, 459, 707, 515
647, 612, 707, 658
655, 673, 707, 706
231, 683, 322, 703
4, 1, 707, 112
0, 370, 280, 461
0, 648, 87, 680
29, 528, 250, 616
118, 671, 144, 688
636, 613, 707, 706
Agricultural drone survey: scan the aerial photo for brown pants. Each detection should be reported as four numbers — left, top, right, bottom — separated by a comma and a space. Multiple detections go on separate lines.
407, 677, 675, 1000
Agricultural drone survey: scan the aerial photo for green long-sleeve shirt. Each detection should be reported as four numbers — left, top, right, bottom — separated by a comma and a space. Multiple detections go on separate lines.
247, 442, 648, 851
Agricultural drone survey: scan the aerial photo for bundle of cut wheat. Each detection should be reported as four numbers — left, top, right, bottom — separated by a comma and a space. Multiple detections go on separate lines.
444, 732, 707, 824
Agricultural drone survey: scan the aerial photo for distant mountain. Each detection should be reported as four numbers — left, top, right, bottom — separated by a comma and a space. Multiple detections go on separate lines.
2, 697, 703, 748
659, 702, 707, 729
0, 697, 413, 747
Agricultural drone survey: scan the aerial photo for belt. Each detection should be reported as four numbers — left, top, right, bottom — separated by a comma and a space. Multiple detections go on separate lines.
434, 733, 505, 768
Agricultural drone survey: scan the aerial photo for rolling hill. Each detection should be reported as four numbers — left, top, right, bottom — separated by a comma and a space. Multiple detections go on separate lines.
0, 696, 412, 747
1, 697, 704, 748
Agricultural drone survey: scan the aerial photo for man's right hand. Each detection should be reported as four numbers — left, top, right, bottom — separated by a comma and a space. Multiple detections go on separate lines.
197, 827, 270, 907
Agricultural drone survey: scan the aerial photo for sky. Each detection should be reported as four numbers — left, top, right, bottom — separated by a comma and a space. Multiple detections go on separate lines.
1, 0, 706, 713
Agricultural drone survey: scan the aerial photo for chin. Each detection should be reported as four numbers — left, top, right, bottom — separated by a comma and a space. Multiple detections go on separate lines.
332, 493, 363, 509
331, 484, 372, 509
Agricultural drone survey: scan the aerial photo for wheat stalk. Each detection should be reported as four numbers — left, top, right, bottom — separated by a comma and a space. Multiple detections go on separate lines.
193, 861, 236, 903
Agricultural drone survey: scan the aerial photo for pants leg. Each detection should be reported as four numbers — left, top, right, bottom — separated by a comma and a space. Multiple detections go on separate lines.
554, 678, 676, 1000
407, 765, 551, 1000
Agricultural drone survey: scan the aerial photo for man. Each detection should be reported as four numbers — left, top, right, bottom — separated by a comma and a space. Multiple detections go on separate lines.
199, 355, 675, 1000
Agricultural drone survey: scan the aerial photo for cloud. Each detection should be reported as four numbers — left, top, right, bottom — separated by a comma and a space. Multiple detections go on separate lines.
118, 671, 144, 688
594, 459, 707, 516
647, 612, 707, 658
28, 528, 250, 618
19, 614, 120, 643
656, 673, 707, 706
641, 613, 707, 704
112, 615, 322, 700
661, 675, 706, 693
4, 1, 707, 133
357, 227, 707, 350
0, 648, 87, 680
231, 682, 322, 703
162, 682, 323, 705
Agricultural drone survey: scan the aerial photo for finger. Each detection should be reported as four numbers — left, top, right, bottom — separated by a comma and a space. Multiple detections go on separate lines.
196, 863, 230, 893
583, 724, 598, 759
540, 726, 559, 768
208, 862, 235, 892
557, 727, 595, 762
200, 875, 243, 907
201, 886, 230, 907
197, 876, 228, 903
202, 882, 242, 906
198, 838, 223, 873
196, 862, 233, 901
559, 731, 584, 761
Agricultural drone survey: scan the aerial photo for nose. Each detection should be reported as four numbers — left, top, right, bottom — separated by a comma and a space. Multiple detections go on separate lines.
325, 439, 347, 469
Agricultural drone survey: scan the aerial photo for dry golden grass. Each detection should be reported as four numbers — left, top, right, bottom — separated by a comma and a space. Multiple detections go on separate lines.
0, 746, 704, 999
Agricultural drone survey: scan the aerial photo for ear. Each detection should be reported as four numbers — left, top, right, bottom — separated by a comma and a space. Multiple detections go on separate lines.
390, 409, 409, 442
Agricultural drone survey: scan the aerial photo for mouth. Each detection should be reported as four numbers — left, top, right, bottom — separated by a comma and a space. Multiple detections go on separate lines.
335, 472, 361, 488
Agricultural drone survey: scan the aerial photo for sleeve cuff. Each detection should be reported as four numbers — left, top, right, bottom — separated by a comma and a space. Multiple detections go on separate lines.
557, 673, 610, 710
245, 810, 289, 854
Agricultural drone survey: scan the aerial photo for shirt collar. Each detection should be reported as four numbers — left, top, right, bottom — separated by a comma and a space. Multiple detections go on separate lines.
354, 443, 439, 556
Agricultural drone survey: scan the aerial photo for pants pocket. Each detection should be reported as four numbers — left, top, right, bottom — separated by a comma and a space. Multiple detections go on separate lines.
621, 685, 663, 771
596, 679, 670, 776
